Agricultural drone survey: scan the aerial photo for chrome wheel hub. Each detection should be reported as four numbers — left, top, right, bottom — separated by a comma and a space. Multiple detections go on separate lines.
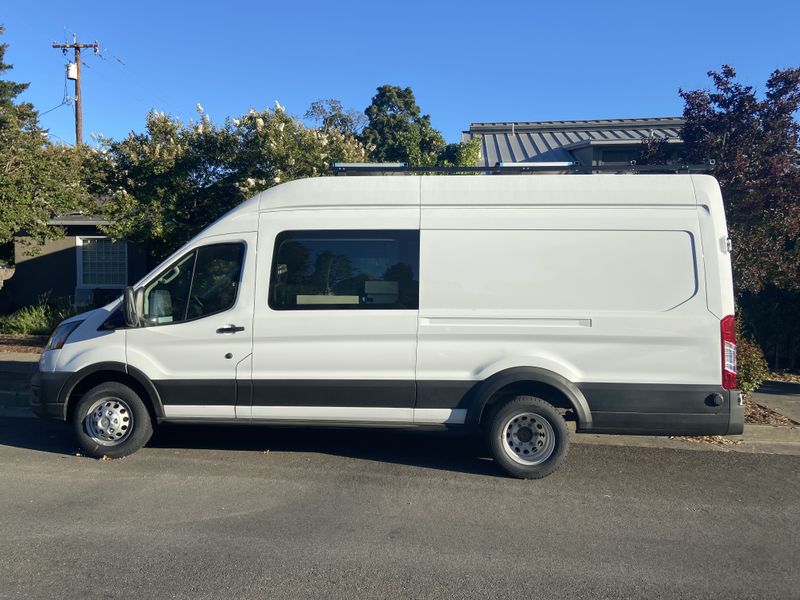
502, 412, 556, 465
85, 398, 133, 446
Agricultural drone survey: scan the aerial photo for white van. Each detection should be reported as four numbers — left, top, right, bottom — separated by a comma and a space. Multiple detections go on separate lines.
31, 174, 742, 478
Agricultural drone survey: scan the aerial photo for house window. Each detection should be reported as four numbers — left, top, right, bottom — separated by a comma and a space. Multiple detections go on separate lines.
77, 237, 128, 288
599, 149, 637, 164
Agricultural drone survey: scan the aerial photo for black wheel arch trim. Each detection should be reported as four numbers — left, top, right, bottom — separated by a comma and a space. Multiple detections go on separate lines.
469, 367, 592, 430
57, 361, 165, 420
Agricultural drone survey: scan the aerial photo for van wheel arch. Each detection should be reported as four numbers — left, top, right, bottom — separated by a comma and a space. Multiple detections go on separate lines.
61, 362, 164, 422
471, 367, 592, 431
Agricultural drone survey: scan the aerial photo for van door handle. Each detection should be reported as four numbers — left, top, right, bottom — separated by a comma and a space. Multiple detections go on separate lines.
216, 325, 245, 334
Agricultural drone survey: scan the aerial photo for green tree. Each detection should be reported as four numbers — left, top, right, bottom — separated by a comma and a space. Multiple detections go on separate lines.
360, 85, 481, 167
100, 103, 367, 259
674, 65, 800, 369
96, 109, 240, 260
678, 65, 800, 293
437, 137, 482, 167
305, 99, 365, 135
0, 25, 28, 120
0, 25, 89, 262
360, 85, 445, 166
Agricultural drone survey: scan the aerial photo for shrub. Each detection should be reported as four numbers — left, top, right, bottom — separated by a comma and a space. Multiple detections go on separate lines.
737, 335, 769, 396
1, 298, 77, 335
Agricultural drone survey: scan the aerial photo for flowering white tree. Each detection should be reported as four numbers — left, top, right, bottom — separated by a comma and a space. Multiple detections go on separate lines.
95, 103, 368, 259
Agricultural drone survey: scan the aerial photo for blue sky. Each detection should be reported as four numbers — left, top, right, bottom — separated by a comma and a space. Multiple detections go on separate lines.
3, 0, 799, 145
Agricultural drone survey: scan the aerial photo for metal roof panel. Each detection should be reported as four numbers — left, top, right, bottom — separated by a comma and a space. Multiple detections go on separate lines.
466, 117, 684, 166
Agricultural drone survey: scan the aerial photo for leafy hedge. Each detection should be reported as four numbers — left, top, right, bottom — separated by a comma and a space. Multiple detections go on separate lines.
1, 299, 77, 335
737, 334, 769, 396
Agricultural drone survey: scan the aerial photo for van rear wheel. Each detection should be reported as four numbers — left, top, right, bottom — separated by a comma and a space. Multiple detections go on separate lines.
72, 382, 153, 459
486, 395, 569, 479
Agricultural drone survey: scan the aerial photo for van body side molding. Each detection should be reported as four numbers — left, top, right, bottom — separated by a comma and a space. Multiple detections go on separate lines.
161, 405, 467, 425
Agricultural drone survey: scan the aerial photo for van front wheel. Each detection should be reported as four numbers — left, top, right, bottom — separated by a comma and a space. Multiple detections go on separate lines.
486, 396, 569, 479
72, 382, 153, 459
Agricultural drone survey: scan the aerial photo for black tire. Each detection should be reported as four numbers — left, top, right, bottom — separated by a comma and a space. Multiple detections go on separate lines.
72, 382, 153, 459
486, 395, 569, 479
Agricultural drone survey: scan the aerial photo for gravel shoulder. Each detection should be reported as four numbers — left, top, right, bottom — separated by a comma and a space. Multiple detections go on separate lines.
0, 335, 46, 354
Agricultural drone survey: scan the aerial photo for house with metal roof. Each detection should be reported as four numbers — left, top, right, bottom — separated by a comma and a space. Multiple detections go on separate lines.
462, 117, 685, 168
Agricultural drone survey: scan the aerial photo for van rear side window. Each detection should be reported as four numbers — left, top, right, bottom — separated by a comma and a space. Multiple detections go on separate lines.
269, 230, 420, 310
421, 229, 698, 312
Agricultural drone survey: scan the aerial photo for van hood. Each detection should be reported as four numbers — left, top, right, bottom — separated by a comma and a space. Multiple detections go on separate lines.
61, 297, 122, 326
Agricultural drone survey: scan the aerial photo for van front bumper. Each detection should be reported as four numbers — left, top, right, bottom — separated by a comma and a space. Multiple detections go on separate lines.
30, 370, 70, 421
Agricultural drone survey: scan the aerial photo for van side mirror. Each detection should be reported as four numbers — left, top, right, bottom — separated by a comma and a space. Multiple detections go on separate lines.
123, 286, 140, 328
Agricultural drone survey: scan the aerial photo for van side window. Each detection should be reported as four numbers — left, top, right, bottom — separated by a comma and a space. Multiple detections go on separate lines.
269, 230, 419, 310
143, 243, 245, 325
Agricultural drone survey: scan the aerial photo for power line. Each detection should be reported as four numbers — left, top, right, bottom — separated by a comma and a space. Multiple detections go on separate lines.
95, 45, 186, 119
39, 101, 68, 117
37, 53, 72, 120
39, 64, 71, 117
45, 130, 70, 144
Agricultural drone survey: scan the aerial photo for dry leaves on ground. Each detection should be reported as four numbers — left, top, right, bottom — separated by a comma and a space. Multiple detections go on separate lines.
768, 371, 800, 384
669, 435, 743, 446
670, 399, 793, 445
745, 400, 793, 426
0, 334, 46, 354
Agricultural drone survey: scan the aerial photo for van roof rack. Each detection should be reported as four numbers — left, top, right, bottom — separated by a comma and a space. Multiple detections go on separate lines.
331, 161, 715, 175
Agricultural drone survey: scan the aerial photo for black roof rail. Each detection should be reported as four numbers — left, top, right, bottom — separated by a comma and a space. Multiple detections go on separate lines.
331, 160, 715, 175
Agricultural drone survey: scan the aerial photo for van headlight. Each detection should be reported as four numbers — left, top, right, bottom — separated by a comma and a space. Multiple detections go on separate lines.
46, 321, 84, 350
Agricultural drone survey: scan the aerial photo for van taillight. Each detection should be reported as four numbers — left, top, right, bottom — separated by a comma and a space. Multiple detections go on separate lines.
721, 315, 737, 389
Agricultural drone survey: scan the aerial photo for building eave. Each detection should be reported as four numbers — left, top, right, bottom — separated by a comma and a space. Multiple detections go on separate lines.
562, 137, 684, 151
467, 116, 686, 135
47, 216, 110, 227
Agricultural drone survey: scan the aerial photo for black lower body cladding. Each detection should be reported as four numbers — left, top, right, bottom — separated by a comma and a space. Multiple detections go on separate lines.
30, 370, 71, 420
32, 366, 744, 438
578, 383, 743, 436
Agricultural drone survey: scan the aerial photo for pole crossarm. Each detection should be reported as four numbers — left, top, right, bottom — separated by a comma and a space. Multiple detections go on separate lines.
51, 43, 99, 49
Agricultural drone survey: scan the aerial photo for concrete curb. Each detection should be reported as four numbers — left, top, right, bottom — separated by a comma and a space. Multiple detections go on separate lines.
570, 423, 800, 456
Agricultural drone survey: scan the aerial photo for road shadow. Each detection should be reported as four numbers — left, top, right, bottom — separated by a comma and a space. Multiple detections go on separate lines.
0, 416, 75, 454
0, 416, 500, 477
757, 380, 800, 398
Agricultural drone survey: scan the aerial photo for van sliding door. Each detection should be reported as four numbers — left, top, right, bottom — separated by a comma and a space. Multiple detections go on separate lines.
249, 192, 421, 423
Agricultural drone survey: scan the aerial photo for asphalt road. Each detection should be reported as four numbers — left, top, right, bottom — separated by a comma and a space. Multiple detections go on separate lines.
1, 417, 798, 600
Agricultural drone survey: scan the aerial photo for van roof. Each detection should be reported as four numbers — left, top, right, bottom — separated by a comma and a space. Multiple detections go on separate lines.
251, 174, 712, 211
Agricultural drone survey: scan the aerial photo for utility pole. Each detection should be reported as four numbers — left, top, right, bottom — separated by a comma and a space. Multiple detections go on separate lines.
52, 34, 99, 146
